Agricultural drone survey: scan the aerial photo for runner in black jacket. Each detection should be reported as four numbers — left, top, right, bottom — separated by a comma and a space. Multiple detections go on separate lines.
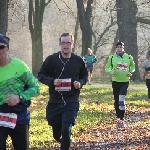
38, 33, 88, 150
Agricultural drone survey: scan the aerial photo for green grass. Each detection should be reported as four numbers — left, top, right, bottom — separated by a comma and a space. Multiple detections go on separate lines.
92, 75, 146, 87
6, 82, 150, 149
92, 75, 112, 84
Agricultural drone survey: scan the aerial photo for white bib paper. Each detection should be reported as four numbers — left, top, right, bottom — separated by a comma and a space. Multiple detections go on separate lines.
0, 113, 17, 129
55, 78, 71, 91
117, 62, 128, 71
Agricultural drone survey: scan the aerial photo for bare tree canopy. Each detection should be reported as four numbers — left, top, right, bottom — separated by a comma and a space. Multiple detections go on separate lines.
5, 0, 150, 80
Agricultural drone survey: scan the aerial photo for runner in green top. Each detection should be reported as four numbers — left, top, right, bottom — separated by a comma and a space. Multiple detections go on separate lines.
105, 41, 135, 128
0, 33, 39, 150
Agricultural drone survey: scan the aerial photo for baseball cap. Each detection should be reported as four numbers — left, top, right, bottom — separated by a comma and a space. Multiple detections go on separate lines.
0, 33, 9, 45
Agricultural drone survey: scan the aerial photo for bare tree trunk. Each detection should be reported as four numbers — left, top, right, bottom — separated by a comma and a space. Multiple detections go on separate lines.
76, 0, 93, 56
0, 0, 8, 34
116, 0, 140, 81
28, 0, 51, 76
111, 29, 119, 55
72, 12, 79, 53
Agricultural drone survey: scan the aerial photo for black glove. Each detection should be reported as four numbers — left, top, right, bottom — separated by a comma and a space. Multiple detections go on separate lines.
145, 67, 150, 71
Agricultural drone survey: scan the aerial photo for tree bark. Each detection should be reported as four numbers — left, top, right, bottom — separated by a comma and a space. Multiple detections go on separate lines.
72, 11, 79, 53
76, 0, 93, 56
28, 0, 51, 76
116, 0, 140, 81
0, 0, 8, 34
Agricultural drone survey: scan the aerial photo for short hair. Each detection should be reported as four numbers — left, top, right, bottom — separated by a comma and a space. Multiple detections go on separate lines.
88, 48, 92, 53
59, 33, 74, 42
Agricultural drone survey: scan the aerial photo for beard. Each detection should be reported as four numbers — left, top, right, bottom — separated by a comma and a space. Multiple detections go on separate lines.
62, 50, 71, 55
62, 51, 68, 55
61, 50, 71, 58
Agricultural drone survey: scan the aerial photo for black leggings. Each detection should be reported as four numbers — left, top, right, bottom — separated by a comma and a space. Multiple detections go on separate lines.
0, 124, 29, 150
146, 79, 150, 98
46, 103, 79, 150
112, 81, 129, 120
52, 120, 72, 150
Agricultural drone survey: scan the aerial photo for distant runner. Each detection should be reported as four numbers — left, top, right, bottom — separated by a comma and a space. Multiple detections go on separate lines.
105, 41, 135, 128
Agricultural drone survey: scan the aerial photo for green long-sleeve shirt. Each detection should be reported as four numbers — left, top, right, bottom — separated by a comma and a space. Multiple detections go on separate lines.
105, 52, 135, 82
0, 58, 40, 105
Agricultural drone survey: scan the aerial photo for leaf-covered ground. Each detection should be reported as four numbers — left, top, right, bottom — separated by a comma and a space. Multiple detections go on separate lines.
6, 84, 150, 150
49, 84, 150, 150
49, 104, 150, 150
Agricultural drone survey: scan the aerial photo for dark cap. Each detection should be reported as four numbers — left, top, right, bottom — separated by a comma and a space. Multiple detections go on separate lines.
116, 41, 124, 47
0, 33, 9, 45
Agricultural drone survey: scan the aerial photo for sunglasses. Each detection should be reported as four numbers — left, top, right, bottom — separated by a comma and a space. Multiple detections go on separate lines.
0, 45, 7, 50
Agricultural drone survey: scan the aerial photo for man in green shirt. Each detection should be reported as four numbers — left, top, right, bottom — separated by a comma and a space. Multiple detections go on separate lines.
0, 33, 39, 150
105, 41, 135, 128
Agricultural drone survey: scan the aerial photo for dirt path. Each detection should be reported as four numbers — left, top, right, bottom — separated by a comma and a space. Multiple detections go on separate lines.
50, 83, 150, 150
89, 82, 147, 90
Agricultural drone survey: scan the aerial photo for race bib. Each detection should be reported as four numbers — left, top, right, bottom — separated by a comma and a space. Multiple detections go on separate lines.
117, 62, 128, 71
55, 78, 71, 91
148, 71, 150, 76
0, 113, 17, 129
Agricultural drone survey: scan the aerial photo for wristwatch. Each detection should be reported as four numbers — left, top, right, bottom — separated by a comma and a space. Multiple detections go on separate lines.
19, 95, 24, 102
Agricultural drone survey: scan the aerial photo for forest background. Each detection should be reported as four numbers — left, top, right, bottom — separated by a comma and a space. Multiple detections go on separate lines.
1, 1, 150, 149
1, 0, 150, 80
